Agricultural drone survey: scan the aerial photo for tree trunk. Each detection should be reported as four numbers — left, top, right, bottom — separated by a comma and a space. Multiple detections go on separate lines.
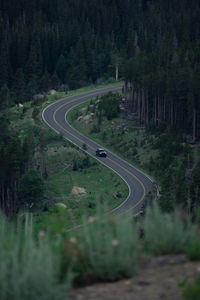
193, 106, 196, 142
40, 148, 45, 178
115, 64, 119, 81
154, 97, 157, 125
170, 100, 173, 126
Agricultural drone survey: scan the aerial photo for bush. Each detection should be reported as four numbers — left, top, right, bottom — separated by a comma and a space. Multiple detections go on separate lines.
98, 92, 121, 120
18, 169, 44, 206
185, 236, 200, 260
78, 207, 139, 281
182, 277, 200, 300
0, 213, 72, 300
90, 124, 100, 133
142, 203, 195, 255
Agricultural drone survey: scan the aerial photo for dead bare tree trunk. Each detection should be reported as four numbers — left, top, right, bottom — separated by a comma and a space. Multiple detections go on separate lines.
115, 64, 119, 81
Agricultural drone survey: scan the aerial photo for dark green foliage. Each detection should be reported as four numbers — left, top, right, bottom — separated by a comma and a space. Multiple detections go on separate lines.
72, 160, 78, 171
32, 107, 40, 121
82, 143, 87, 150
185, 237, 200, 261
98, 92, 121, 120
17, 169, 44, 206
13, 68, 26, 104
55, 55, 67, 83
182, 277, 200, 300
0, 115, 35, 215
90, 124, 100, 134
189, 162, 200, 212
0, 0, 199, 137
73, 155, 91, 171
0, 84, 11, 109
0, 0, 133, 94
144, 122, 195, 211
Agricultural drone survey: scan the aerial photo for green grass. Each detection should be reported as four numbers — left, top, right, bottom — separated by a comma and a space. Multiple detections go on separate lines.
0, 213, 72, 300
142, 203, 196, 255
182, 277, 200, 300
0, 195, 200, 291
44, 145, 129, 225
35, 201, 200, 285
79, 205, 139, 281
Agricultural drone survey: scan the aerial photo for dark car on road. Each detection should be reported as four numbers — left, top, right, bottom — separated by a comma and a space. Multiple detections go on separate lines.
96, 148, 107, 157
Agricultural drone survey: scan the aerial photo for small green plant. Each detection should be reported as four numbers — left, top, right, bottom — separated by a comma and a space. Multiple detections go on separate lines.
185, 237, 200, 260
17, 169, 44, 207
0, 213, 73, 300
182, 276, 200, 300
90, 124, 100, 133
82, 143, 87, 150
142, 203, 195, 255
78, 206, 139, 281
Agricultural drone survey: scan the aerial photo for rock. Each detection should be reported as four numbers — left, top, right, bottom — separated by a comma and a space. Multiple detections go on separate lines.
83, 115, 91, 121
72, 186, 86, 195
48, 89, 57, 95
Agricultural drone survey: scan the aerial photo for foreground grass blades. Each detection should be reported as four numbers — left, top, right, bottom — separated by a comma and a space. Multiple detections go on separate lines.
0, 213, 73, 300
80, 207, 139, 281
1, 204, 200, 297
142, 203, 196, 255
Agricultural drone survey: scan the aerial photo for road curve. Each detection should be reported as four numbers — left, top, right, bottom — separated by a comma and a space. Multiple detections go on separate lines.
42, 85, 153, 215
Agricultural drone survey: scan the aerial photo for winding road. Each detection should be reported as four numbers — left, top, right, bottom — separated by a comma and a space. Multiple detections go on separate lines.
42, 85, 153, 215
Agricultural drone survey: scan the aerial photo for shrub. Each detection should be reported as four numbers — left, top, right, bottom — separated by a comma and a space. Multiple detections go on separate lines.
98, 92, 121, 120
182, 277, 200, 300
90, 124, 100, 133
18, 169, 44, 207
79, 207, 139, 281
142, 203, 195, 255
185, 236, 200, 260
82, 143, 87, 150
0, 213, 72, 300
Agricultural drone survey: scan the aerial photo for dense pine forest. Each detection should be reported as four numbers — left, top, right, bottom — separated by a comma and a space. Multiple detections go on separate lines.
0, 0, 200, 215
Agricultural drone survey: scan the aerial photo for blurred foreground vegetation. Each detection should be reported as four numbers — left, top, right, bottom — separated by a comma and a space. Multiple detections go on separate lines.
0, 203, 200, 299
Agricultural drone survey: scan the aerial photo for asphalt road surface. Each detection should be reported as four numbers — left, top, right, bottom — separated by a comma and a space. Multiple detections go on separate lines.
42, 85, 154, 215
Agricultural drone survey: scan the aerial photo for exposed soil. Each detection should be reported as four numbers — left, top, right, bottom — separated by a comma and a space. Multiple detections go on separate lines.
71, 255, 200, 300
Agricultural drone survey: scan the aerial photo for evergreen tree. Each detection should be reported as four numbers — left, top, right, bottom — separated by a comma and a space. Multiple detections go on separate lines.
13, 68, 26, 104
18, 169, 44, 207
0, 84, 11, 110
40, 70, 51, 92
0, 36, 11, 88
55, 54, 67, 83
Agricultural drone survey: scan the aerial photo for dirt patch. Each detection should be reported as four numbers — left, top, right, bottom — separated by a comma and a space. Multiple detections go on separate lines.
71, 255, 200, 300
72, 186, 86, 195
